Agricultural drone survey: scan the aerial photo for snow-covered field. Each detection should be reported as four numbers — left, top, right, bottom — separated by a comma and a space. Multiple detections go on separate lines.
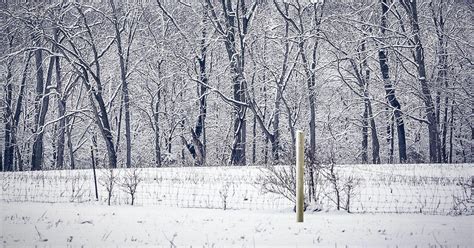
1, 164, 472, 247
1, 164, 472, 214
1, 201, 472, 247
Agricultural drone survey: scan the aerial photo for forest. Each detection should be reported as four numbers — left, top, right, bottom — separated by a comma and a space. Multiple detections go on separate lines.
0, 0, 472, 171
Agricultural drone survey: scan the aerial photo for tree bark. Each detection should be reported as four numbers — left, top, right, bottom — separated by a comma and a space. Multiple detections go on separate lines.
368, 102, 381, 164
205, 0, 255, 165
82, 68, 117, 168
400, 0, 440, 163
154, 93, 161, 167
66, 6, 118, 168
31, 34, 55, 171
3, 26, 15, 171
3, 46, 13, 171
53, 28, 66, 169
430, 1, 449, 162
299, 42, 317, 167
109, 0, 132, 168
247, 16, 293, 164
191, 13, 209, 166
361, 35, 381, 164
66, 124, 75, 169
379, 0, 407, 163
11, 54, 31, 171
362, 104, 369, 164
448, 100, 455, 163
152, 60, 163, 167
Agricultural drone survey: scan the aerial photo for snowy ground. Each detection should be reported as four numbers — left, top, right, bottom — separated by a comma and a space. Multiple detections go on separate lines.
1, 201, 472, 247
2, 164, 471, 214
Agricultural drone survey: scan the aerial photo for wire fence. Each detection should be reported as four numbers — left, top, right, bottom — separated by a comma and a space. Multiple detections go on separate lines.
0, 164, 472, 215
315, 164, 472, 215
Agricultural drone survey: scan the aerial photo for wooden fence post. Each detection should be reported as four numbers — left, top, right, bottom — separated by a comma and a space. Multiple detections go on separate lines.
296, 130, 304, 222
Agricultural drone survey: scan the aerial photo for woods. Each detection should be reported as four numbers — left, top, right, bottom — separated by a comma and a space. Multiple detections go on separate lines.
0, 0, 472, 171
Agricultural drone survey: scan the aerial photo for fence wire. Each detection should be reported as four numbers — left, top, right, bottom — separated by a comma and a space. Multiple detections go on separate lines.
0, 164, 472, 215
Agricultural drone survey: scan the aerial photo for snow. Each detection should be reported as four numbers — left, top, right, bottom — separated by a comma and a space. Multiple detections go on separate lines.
1, 201, 472, 247
1, 164, 471, 214
1, 164, 472, 246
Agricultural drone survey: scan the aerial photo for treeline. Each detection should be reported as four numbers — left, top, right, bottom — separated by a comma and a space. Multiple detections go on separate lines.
0, 0, 472, 171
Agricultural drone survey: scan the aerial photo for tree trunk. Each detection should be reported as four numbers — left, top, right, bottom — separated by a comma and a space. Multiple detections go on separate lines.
379, 0, 407, 163
262, 84, 268, 164
361, 104, 369, 164
94, 96, 117, 169
448, 100, 455, 163
262, 54, 268, 165
440, 96, 449, 162
360, 34, 381, 164
152, 60, 163, 167
252, 114, 257, 164
368, 102, 381, 164
56, 98, 66, 169
229, 108, 247, 165
298, 39, 317, 166
3, 27, 15, 172
250, 46, 257, 165
271, 19, 288, 163
205, 0, 253, 166
11, 54, 31, 171
82, 69, 117, 168
31, 35, 45, 171
386, 108, 395, 164
66, 124, 75, 169
110, 0, 132, 168
154, 95, 161, 167
360, 37, 369, 164
430, 1, 449, 163
3, 38, 14, 171
190, 128, 205, 166
31, 34, 55, 171
53, 28, 66, 169
227, 40, 247, 166
190, 17, 209, 166
229, 74, 247, 165
400, 0, 440, 163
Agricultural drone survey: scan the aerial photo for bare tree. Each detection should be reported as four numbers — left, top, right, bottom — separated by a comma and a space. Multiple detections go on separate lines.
55, 5, 118, 168
121, 168, 142, 205
1, 1, 472, 171
379, 0, 407, 163
100, 169, 118, 206
204, 0, 259, 165
109, 0, 139, 168
399, 0, 440, 163
30, 26, 56, 171
273, 0, 325, 202
430, 0, 449, 163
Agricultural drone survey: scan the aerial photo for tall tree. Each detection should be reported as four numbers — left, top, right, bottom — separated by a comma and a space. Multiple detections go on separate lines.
379, 0, 407, 163
55, 5, 119, 168
204, 0, 259, 165
155, 0, 210, 166
3, 25, 14, 171
247, 6, 296, 163
31, 26, 56, 170
430, 1, 449, 163
109, 0, 138, 168
399, 0, 440, 163
52, 23, 66, 169
361, 33, 381, 164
